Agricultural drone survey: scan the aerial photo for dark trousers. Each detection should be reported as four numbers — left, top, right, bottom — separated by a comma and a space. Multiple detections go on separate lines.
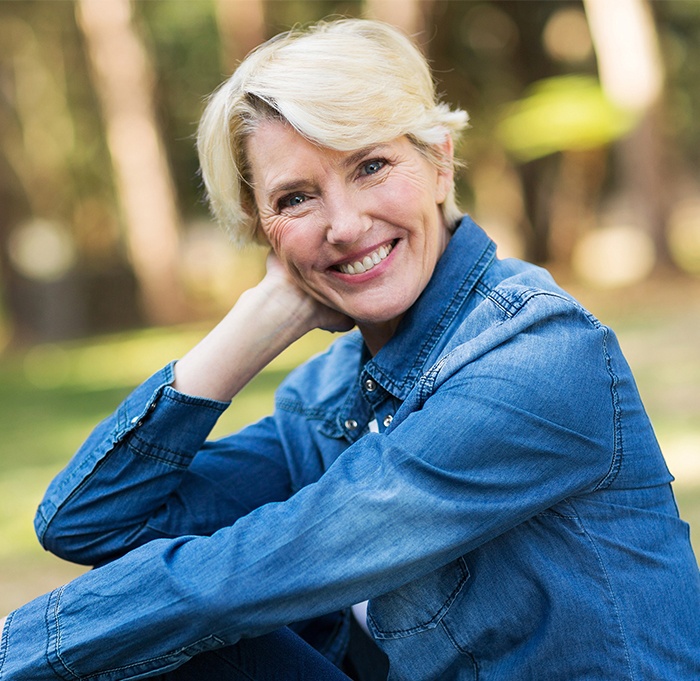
156, 617, 389, 681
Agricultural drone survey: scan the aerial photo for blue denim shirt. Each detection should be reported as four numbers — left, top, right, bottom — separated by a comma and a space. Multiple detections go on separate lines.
2, 218, 699, 680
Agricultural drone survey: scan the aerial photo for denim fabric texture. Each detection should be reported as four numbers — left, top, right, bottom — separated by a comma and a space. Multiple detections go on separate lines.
1, 217, 699, 680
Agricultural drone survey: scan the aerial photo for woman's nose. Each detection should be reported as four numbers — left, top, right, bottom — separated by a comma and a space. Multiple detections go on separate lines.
325, 193, 371, 245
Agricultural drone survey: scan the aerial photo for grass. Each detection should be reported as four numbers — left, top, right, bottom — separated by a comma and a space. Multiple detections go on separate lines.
0, 285, 698, 614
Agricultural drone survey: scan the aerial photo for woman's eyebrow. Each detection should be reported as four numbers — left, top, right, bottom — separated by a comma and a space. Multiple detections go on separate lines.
268, 179, 310, 195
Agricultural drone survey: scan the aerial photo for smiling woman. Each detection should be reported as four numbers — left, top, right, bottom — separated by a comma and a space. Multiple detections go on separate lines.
246, 125, 453, 353
1, 17, 699, 681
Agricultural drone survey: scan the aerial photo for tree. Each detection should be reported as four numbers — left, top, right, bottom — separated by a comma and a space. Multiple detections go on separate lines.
76, 0, 186, 324
583, 0, 671, 267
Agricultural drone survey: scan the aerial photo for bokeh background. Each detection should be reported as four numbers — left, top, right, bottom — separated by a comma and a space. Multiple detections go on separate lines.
1, 0, 699, 613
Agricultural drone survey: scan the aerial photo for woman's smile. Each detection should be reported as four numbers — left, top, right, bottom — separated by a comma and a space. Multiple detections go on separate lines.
247, 120, 454, 352
333, 239, 396, 276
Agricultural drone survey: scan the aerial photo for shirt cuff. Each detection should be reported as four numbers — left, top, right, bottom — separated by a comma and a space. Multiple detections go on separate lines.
114, 362, 229, 468
0, 592, 58, 680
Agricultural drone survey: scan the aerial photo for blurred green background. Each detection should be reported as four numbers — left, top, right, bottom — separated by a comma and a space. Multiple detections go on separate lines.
1, 0, 699, 612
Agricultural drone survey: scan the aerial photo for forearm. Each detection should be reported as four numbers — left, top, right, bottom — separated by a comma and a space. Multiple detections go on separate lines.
173, 275, 325, 402
36, 270, 325, 564
2, 443, 440, 681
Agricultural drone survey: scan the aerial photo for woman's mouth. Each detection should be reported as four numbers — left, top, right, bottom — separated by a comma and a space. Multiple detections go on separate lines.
335, 241, 395, 275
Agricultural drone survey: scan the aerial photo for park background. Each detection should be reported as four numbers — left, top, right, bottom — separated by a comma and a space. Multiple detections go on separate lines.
1, 0, 699, 614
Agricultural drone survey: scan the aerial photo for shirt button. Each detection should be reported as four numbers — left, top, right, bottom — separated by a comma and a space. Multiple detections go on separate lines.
344, 419, 358, 431
383, 414, 393, 428
364, 378, 377, 392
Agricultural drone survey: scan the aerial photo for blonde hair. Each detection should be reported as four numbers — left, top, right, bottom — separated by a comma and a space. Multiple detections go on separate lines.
197, 18, 469, 245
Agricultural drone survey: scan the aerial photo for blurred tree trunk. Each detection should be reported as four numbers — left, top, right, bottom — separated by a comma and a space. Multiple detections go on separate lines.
76, 0, 186, 324
214, 0, 266, 69
364, 0, 430, 38
0, 4, 88, 343
583, 0, 671, 267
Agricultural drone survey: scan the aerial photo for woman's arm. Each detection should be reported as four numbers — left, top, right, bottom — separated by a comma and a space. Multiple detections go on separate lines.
35, 254, 352, 565
2, 316, 619, 681
172, 254, 352, 402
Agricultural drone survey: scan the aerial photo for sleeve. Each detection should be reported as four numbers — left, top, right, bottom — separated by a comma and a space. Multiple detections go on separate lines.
0, 302, 621, 680
35, 362, 295, 566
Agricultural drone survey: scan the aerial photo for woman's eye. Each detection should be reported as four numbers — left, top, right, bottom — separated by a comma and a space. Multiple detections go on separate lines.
278, 193, 307, 210
360, 159, 386, 176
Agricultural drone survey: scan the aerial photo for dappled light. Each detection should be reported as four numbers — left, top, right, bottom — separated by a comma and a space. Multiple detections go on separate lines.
460, 4, 518, 57
571, 224, 656, 288
8, 219, 77, 283
543, 7, 593, 64
668, 197, 700, 275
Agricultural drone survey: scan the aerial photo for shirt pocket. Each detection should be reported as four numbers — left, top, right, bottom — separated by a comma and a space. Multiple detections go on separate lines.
367, 556, 470, 639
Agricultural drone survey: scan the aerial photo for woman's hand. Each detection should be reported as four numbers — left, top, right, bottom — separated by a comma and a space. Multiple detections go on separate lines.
260, 252, 354, 335
172, 252, 353, 402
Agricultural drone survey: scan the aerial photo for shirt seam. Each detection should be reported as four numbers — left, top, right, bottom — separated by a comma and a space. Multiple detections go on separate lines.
568, 503, 636, 680
594, 327, 623, 490
0, 611, 12, 677
127, 432, 196, 468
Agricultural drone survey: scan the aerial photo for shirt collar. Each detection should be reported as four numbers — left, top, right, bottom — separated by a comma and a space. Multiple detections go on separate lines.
322, 216, 496, 441
364, 216, 496, 401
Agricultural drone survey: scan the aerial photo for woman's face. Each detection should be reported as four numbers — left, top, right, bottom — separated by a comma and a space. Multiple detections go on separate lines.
247, 120, 454, 349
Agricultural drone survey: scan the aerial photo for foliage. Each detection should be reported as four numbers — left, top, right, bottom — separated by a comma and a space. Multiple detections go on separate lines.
496, 75, 639, 161
3, 1, 700, 342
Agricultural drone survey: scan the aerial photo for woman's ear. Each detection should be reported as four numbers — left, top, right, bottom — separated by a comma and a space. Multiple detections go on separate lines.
435, 134, 454, 205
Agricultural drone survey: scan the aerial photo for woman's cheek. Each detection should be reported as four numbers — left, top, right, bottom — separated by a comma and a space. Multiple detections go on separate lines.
260, 218, 288, 254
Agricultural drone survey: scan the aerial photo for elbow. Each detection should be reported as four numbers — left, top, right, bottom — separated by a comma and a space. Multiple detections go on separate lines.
35, 508, 125, 566
37, 518, 99, 565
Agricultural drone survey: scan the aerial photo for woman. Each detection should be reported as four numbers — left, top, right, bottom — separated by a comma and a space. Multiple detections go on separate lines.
1, 18, 698, 681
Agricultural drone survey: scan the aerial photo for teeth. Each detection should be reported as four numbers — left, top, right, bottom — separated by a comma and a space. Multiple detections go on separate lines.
338, 242, 394, 275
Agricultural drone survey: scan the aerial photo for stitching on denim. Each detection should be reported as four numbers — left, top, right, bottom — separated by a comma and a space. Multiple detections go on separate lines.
127, 433, 193, 468
389, 242, 496, 396
57, 636, 227, 681
52, 586, 81, 680
275, 397, 330, 420
39, 452, 113, 550
441, 620, 479, 679
161, 388, 228, 413
369, 557, 470, 638
570, 504, 636, 681
594, 327, 623, 490
0, 610, 13, 676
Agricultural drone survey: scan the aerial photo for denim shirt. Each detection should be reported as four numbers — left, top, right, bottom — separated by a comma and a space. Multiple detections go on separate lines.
1, 218, 699, 680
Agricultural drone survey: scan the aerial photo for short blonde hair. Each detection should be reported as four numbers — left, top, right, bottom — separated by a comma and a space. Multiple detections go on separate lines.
197, 18, 469, 245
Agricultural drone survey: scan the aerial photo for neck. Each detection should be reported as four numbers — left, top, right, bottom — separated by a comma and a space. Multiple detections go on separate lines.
358, 316, 404, 356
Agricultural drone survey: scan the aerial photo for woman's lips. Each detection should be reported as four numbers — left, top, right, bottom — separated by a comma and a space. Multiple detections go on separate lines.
335, 240, 396, 275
